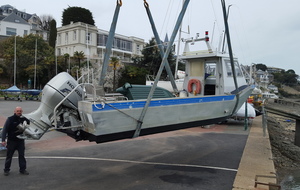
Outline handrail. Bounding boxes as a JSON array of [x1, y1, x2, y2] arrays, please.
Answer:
[[53, 83, 97, 129]]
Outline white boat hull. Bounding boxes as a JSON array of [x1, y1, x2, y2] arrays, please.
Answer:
[[77, 85, 253, 143]]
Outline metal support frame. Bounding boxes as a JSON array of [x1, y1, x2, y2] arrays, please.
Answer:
[[53, 83, 97, 129], [133, 0, 190, 138], [221, 0, 240, 115], [99, 0, 122, 90], [144, 1, 178, 93]]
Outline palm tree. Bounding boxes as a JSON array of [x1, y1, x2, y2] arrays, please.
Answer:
[[109, 57, 120, 91], [63, 53, 70, 72], [73, 51, 85, 68]]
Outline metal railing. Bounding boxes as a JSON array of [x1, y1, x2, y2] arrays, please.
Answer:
[[53, 83, 97, 129]]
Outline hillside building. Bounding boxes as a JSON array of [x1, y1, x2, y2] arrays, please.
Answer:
[[0, 4, 47, 40]]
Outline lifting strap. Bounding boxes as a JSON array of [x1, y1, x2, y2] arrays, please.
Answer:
[[143, 0, 178, 94], [99, 0, 122, 88], [221, 0, 240, 114], [133, 0, 190, 138]]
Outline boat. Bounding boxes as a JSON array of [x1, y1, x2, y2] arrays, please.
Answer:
[[22, 89, 42, 100], [15, 0, 254, 143], [231, 102, 256, 120], [17, 31, 253, 143]]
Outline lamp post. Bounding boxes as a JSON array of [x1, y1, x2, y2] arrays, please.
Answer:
[[14, 35, 16, 86], [86, 24, 90, 83], [34, 38, 37, 89]]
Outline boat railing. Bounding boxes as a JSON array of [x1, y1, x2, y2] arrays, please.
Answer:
[[146, 75, 155, 81], [52, 83, 129, 129], [53, 83, 97, 129], [182, 50, 217, 56], [104, 93, 128, 101]]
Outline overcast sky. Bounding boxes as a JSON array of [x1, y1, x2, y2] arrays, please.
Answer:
[[3, 0, 300, 75]]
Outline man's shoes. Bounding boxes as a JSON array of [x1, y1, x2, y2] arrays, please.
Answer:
[[20, 170, 29, 175], [4, 171, 9, 176]]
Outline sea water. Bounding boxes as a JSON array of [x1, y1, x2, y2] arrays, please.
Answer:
[[281, 170, 300, 189]]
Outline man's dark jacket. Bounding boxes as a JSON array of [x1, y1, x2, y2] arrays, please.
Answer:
[[1, 114, 30, 142]]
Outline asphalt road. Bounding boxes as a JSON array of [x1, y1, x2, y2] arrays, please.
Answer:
[[0, 99, 249, 190]]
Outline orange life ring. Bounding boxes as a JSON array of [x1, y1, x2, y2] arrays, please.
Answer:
[[187, 79, 201, 94]]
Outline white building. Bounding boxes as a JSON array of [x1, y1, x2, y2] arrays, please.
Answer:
[[0, 4, 47, 40], [56, 21, 145, 64], [0, 9, 30, 37], [56, 22, 98, 58]]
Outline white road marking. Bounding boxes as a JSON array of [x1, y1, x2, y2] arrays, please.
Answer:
[[0, 156, 237, 172]]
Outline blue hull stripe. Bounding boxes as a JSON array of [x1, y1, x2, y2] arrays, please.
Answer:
[[92, 95, 235, 112]]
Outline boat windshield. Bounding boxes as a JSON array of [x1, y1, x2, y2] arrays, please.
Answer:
[[225, 60, 243, 77], [205, 62, 216, 77]]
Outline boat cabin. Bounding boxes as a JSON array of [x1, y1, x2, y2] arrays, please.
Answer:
[[180, 34, 247, 97]]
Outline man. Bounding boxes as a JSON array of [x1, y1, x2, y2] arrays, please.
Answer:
[[1, 106, 30, 176]]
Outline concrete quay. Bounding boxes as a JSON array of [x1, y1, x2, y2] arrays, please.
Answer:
[[232, 116, 278, 190]]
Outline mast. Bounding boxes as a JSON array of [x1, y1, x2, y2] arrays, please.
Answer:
[[174, 0, 185, 79]]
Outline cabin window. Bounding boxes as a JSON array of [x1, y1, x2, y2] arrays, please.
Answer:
[[205, 62, 216, 78], [225, 60, 242, 77]]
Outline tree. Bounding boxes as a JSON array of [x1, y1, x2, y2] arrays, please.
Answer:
[[255, 63, 267, 71], [109, 57, 121, 91], [118, 37, 185, 85], [0, 34, 56, 87], [73, 51, 85, 68], [49, 19, 57, 48], [62, 7, 95, 26], [141, 38, 161, 76], [118, 65, 149, 85], [273, 69, 299, 86], [38, 14, 54, 31], [140, 37, 181, 79], [286, 69, 295, 74], [63, 53, 71, 72]]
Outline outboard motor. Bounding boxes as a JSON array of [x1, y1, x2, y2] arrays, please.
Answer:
[[18, 72, 83, 140]]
